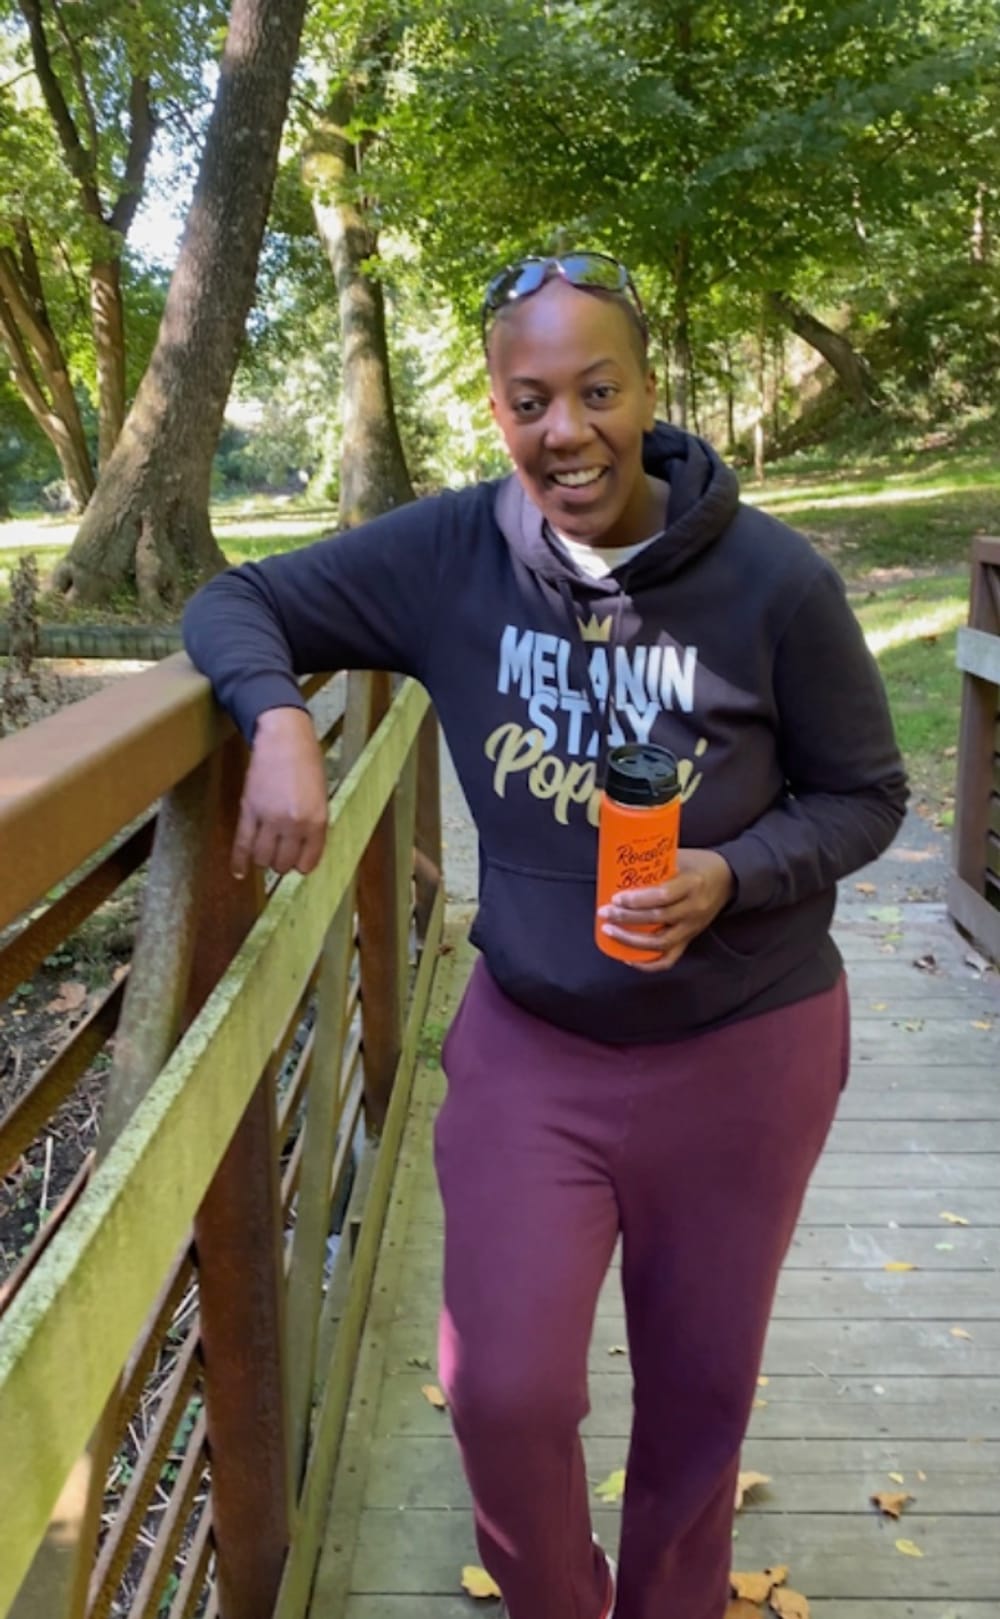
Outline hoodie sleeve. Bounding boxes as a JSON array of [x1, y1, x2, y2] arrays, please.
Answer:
[[713, 563, 908, 912], [182, 495, 448, 741]]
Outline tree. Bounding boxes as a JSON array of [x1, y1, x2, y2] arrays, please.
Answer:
[[52, 0, 311, 607], [0, 0, 221, 505]]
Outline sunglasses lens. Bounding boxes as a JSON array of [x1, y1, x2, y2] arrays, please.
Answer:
[[486, 260, 546, 312], [561, 253, 626, 292]]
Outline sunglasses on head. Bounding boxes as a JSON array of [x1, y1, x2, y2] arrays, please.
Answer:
[[481, 252, 648, 350]]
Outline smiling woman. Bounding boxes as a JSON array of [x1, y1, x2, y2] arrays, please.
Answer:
[[181, 247, 908, 1619]]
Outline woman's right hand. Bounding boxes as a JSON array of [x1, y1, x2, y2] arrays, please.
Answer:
[[232, 707, 329, 878]]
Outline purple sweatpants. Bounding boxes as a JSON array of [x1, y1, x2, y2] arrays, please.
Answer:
[[434, 958, 850, 1619]]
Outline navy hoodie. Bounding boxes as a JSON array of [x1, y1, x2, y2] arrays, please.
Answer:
[[183, 424, 907, 1043]]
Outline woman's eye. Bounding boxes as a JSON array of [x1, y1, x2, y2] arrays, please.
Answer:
[[511, 397, 544, 417], [588, 384, 618, 403]]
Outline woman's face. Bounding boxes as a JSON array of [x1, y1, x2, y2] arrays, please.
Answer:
[[488, 278, 658, 548]]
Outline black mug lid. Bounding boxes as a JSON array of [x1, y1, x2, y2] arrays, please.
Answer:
[[605, 743, 679, 807]]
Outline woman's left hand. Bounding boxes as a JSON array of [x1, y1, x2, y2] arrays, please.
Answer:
[[598, 848, 736, 973]]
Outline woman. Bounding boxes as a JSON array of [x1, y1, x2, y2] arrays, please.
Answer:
[[183, 253, 907, 1619]]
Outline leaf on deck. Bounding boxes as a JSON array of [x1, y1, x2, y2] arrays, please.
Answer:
[[735, 1471, 772, 1510], [593, 1467, 626, 1503], [731, 1567, 789, 1603], [884, 1261, 918, 1272], [421, 1383, 447, 1409], [461, 1565, 501, 1599], [871, 1491, 915, 1519], [894, 1538, 924, 1558], [769, 1590, 811, 1619]]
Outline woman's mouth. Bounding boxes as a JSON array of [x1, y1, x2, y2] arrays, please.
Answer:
[[549, 467, 609, 493]]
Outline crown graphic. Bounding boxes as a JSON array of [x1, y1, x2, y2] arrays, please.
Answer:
[[576, 613, 613, 643]]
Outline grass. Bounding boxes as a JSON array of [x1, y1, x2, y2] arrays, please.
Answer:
[[3, 446, 996, 817]]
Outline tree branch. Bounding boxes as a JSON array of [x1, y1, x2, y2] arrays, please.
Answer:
[[110, 75, 156, 237], [0, 254, 55, 420], [49, 0, 99, 159], [17, 0, 104, 222]]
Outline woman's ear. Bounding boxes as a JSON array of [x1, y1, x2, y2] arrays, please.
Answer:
[[644, 368, 657, 430]]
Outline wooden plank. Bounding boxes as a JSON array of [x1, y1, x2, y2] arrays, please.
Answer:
[[0, 682, 429, 1614], [359, 1433, 999, 1513], [827, 1121, 1000, 1152], [807, 1154, 1000, 1188], [956, 625, 1000, 684], [834, 1090, 1000, 1121], [851, 1022, 999, 1065], [348, 1507, 998, 1599], [374, 1370, 1000, 1441], [384, 1315, 1000, 1378]]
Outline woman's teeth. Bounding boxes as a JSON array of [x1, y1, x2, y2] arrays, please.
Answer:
[[552, 468, 605, 488]]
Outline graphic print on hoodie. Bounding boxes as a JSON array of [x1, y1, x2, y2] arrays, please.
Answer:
[[183, 423, 907, 1043]]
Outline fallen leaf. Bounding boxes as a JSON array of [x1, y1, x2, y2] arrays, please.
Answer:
[[854, 881, 877, 895], [724, 1603, 763, 1619], [894, 1539, 924, 1558], [884, 1261, 918, 1272], [735, 1471, 772, 1510], [593, 1467, 626, 1503], [45, 981, 87, 1014], [871, 1491, 915, 1519], [868, 905, 901, 923], [971, 1020, 993, 1031], [949, 1327, 973, 1341], [769, 1590, 811, 1619], [757, 1375, 770, 1387], [883, 931, 903, 945], [753, 1398, 768, 1410], [421, 1383, 447, 1409], [608, 1344, 628, 1356], [901, 1019, 924, 1033], [731, 1568, 789, 1604], [943, 745, 957, 758], [940, 1212, 970, 1226], [912, 953, 938, 973], [917, 1470, 927, 1482], [461, 1565, 501, 1599], [935, 1242, 954, 1251], [888, 1472, 905, 1485], [407, 1355, 432, 1369], [870, 1002, 888, 1012]]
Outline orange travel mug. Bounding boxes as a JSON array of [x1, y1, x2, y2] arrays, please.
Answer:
[[595, 744, 681, 964]]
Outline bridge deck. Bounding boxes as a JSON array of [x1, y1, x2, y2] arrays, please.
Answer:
[[308, 887, 1000, 1619]]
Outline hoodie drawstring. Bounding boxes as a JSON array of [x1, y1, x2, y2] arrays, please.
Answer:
[[556, 575, 628, 786]]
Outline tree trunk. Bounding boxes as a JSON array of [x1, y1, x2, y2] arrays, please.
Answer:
[[754, 317, 766, 483], [671, 232, 692, 431], [658, 320, 673, 421], [303, 99, 414, 529], [0, 243, 95, 510], [722, 341, 736, 452], [52, 0, 309, 608], [90, 259, 126, 467], [767, 291, 877, 412]]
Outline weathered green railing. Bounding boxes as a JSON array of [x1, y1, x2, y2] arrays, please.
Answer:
[[0, 655, 443, 1619], [949, 535, 1000, 961]]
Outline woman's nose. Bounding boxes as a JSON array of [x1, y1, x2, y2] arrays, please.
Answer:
[[543, 396, 593, 447]]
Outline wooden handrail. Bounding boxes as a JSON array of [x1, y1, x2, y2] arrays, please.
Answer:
[[0, 657, 444, 1619], [948, 536, 1000, 962]]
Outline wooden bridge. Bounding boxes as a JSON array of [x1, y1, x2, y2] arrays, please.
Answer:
[[1, 542, 998, 1619]]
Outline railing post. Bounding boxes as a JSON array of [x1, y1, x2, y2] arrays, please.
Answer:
[[189, 734, 292, 1619], [354, 672, 403, 1135], [414, 710, 442, 946]]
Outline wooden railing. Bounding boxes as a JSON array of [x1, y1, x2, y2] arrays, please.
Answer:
[[0, 657, 443, 1619], [949, 535, 1000, 962]]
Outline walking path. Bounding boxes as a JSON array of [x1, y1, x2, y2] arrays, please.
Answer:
[[305, 836, 1000, 1618]]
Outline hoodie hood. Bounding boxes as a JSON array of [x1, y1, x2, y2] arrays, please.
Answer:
[[494, 421, 741, 595]]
